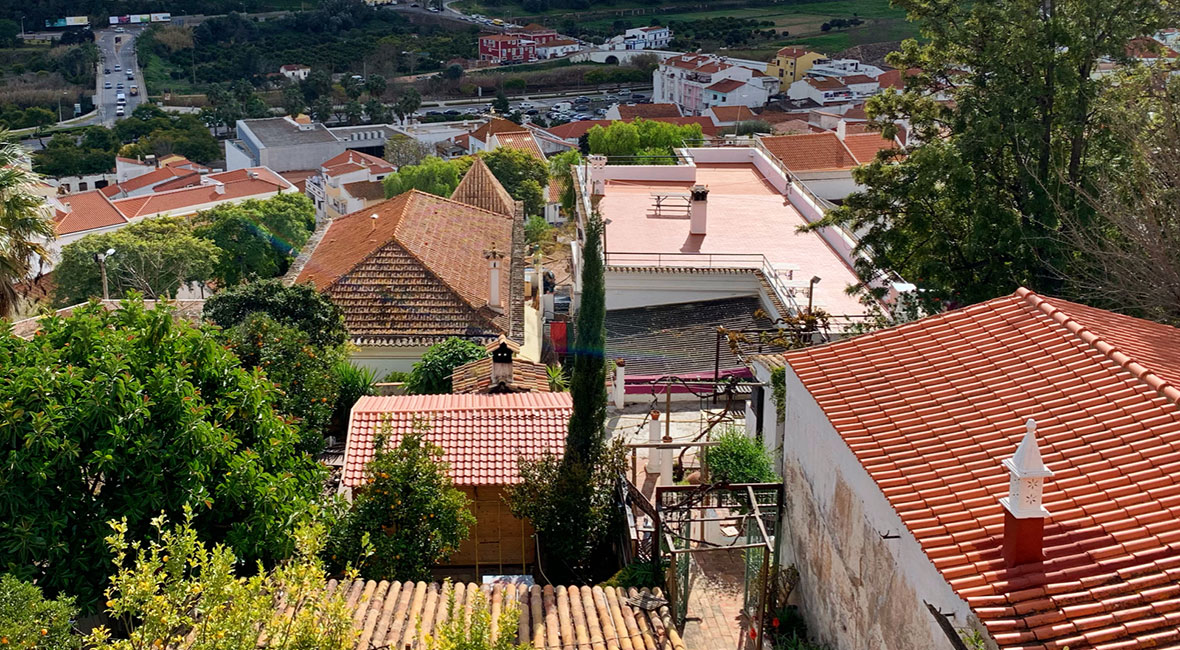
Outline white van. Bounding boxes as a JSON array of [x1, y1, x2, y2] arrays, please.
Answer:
[[551, 101, 573, 113], [116, 92, 126, 102]]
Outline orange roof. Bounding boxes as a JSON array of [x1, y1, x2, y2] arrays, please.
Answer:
[[875, 68, 919, 90], [542, 119, 611, 140], [842, 132, 901, 164], [779, 288, 1180, 650], [450, 355, 550, 394], [616, 103, 682, 120], [708, 105, 756, 123], [55, 190, 128, 235], [112, 168, 292, 219], [759, 132, 857, 171], [491, 130, 546, 160], [842, 74, 876, 85], [343, 392, 571, 487], [278, 169, 319, 192], [705, 79, 745, 93], [342, 180, 386, 201], [774, 119, 820, 134], [470, 117, 523, 144], [321, 150, 394, 177], [776, 46, 820, 59], [450, 157, 517, 216], [115, 165, 197, 194], [806, 77, 846, 91]]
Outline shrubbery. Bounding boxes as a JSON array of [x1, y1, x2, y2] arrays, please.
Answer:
[[705, 427, 779, 484]]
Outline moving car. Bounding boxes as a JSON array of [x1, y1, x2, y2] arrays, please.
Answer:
[[116, 92, 126, 101], [104, 68, 110, 74], [116, 83, 124, 89], [104, 81, 112, 89], [127, 72, 134, 80], [116, 106, 125, 116], [130, 85, 139, 96]]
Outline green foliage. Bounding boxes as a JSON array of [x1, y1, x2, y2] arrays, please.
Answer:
[[332, 361, 377, 440], [525, 215, 552, 246], [0, 298, 327, 611], [600, 559, 666, 589], [53, 217, 220, 306], [807, 0, 1170, 311], [383, 156, 471, 198], [405, 337, 487, 394], [118, 113, 221, 164], [0, 135, 55, 317], [427, 582, 527, 650], [194, 194, 315, 287], [770, 366, 785, 422], [768, 604, 809, 649], [545, 365, 568, 392], [587, 119, 703, 161], [492, 89, 510, 114], [705, 427, 778, 484], [0, 575, 77, 650], [327, 425, 475, 581], [480, 147, 550, 217], [227, 313, 342, 454], [566, 213, 607, 465], [734, 120, 774, 136], [383, 370, 410, 383], [87, 508, 357, 650], [548, 150, 582, 216], [203, 279, 347, 349]]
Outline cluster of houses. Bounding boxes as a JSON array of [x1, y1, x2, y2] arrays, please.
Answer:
[[478, 23, 581, 64]]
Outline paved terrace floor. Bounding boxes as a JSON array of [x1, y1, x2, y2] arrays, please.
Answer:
[[598, 163, 865, 317]]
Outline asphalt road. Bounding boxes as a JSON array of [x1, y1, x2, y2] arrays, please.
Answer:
[[94, 27, 147, 126]]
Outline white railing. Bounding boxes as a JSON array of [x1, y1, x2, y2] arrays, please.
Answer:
[[604, 251, 804, 313]]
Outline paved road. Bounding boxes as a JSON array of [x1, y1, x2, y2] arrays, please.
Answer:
[[94, 27, 148, 126]]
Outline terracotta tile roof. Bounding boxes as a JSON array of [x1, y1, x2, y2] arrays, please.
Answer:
[[543, 120, 612, 140], [471, 117, 523, 144], [876, 68, 919, 90], [616, 103, 682, 120], [758, 110, 811, 125], [543, 38, 579, 46], [842, 105, 869, 120], [705, 79, 745, 93], [332, 580, 684, 650], [296, 190, 516, 346], [322, 150, 394, 177], [151, 173, 205, 193], [111, 168, 292, 219], [342, 180, 386, 201], [774, 119, 820, 134], [450, 157, 517, 216], [842, 132, 902, 164], [491, 131, 546, 160], [519, 22, 553, 33], [806, 77, 846, 91], [115, 166, 197, 194], [343, 392, 571, 487], [759, 132, 857, 171], [707, 105, 756, 123], [99, 184, 120, 197], [55, 190, 128, 235], [776, 46, 819, 59], [450, 355, 550, 394], [278, 169, 319, 192], [780, 288, 1180, 650]]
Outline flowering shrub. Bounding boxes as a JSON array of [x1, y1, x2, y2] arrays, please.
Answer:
[[0, 575, 76, 650]]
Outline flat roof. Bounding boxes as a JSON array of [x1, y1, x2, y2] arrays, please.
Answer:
[[598, 162, 865, 316]]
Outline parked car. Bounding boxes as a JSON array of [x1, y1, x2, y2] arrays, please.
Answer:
[[632, 93, 648, 100], [114, 27, 125, 33], [104, 81, 112, 89], [525, 109, 539, 115], [104, 68, 110, 74], [116, 107, 125, 116], [425, 110, 443, 115], [518, 101, 536, 109], [618, 88, 632, 96], [444, 109, 460, 116]]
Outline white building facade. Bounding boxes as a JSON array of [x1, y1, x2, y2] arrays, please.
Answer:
[[653, 54, 779, 115]]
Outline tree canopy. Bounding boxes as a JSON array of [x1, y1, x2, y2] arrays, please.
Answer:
[[193, 194, 315, 287], [404, 337, 487, 394], [203, 279, 347, 349], [479, 147, 549, 217], [0, 299, 327, 611], [0, 136, 55, 317], [383, 156, 471, 198], [586, 119, 703, 162]]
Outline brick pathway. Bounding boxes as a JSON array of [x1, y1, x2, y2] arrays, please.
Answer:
[[681, 552, 758, 650]]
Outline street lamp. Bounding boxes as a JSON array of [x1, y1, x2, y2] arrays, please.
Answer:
[[94, 248, 115, 300], [807, 275, 821, 314], [602, 218, 612, 257]]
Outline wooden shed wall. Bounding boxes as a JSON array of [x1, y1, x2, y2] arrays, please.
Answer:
[[446, 485, 535, 574]]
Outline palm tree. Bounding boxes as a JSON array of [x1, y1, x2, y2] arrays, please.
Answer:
[[0, 132, 55, 318]]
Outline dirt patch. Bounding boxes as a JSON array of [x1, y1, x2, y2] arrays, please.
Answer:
[[834, 41, 903, 68]]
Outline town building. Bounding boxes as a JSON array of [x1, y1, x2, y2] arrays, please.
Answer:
[[786, 77, 855, 106], [758, 127, 902, 199], [766, 47, 826, 84], [806, 57, 885, 79], [536, 38, 580, 59], [653, 53, 779, 115], [604, 25, 672, 51], [305, 150, 394, 222], [288, 159, 539, 375], [342, 392, 571, 575], [747, 289, 1180, 649], [226, 116, 396, 173], [478, 33, 537, 64], [278, 64, 310, 81], [703, 105, 757, 128], [450, 336, 551, 394], [603, 103, 682, 121]]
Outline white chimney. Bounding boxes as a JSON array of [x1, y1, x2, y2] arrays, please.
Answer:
[[484, 247, 504, 313], [689, 185, 709, 235], [214, 182, 226, 195], [836, 119, 848, 141], [588, 155, 608, 195], [613, 358, 625, 408], [647, 411, 663, 472], [999, 418, 1054, 567]]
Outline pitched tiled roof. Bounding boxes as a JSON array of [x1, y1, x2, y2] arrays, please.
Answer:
[[332, 580, 685, 650], [776, 46, 819, 59], [322, 150, 394, 177], [780, 288, 1180, 650], [296, 190, 516, 346], [450, 157, 517, 216], [841, 74, 876, 85], [450, 355, 550, 394], [616, 103, 682, 120], [342, 180, 386, 201], [55, 190, 128, 235], [343, 392, 572, 487], [111, 168, 292, 219], [759, 132, 857, 171], [774, 119, 820, 134], [471, 117, 524, 145], [708, 105, 756, 123], [806, 77, 846, 91], [842, 132, 902, 164], [705, 79, 745, 93], [115, 165, 197, 194], [491, 131, 546, 160]]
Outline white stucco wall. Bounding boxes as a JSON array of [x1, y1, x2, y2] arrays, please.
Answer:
[[778, 362, 977, 649], [604, 269, 768, 310], [349, 345, 430, 378]]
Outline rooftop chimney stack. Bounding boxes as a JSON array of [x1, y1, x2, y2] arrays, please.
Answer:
[[490, 340, 514, 389], [999, 418, 1054, 567], [689, 185, 709, 235], [484, 246, 505, 313], [214, 182, 226, 195]]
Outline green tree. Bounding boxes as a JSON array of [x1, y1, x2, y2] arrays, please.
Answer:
[[549, 149, 582, 216], [53, 218, 219, 306], [804, 0, 1169, 311], [326, 425, 475, 581], [394, 88, 422, 123], [383, 156, 470, 198], [479, 147, 549, 216], [344, 99, 364, 125], [429, 586, 527, 650], [383, 134, 433, 167], [0, 575, 77, 650], [365, 98, 390, 124], [0, 135, 55, 317], [282, 84, 307, 117], [492, 89, 510, 114], [311, 97, 335, 124], [87, 509, 356, 650], [194, 195, 313, 287], [342, 75, 365, 100], [228, 313, 341, 454], [24, 107, 56, 132], [0, 299, 327, 611], [566, 213, 607, 464], [0, 19, 19, 47], [404, 337, 487, 394], [366, 74, 387, 99], [586, 119, 702, 161], [524, 214, 551, 246], [704, 427, 778, 483], [203, 279, 347, 349], [302, 69, 333, 102]]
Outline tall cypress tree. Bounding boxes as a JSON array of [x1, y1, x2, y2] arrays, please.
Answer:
[[565, 213, 607, 466]]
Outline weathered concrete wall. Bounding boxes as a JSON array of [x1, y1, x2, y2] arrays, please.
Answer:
[[778, 362, 975, 650]]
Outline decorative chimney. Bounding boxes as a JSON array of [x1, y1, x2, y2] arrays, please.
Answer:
[[999, 418, 1053, 567], [689, 185, 709, 235], [490, 340, 514, 389], [484, 246, 504, 313], [588, 155, 608, 195]]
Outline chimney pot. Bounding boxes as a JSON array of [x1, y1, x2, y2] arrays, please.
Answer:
[[484, 246, 505, 313], [999, 418, 1053, 567], [690, 184, 709, 235]]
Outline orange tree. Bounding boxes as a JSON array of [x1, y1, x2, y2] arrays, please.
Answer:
[[0, 298, 327, 612]]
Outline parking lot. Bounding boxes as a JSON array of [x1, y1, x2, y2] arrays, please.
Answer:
[[418, 88, 655, 123]]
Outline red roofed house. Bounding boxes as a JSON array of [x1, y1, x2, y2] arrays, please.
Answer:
[[604, 102, 682, 121], [704, 104, 757, 127], [747, 289, 1180, 649], [342, 392, 572, 574], [305, 149, 395, 221], [654, 53, 779, 115], [759, 129, 902, 200], [479, 33, 537, 64]]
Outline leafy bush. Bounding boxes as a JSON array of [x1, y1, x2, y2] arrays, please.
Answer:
[[203, 279, 347, 348], [525, 214, 552, 245], [87, 508, 356, 650], [326, 425, 475, 581], [600, 559, 667, 589], [0, 575, 77, 650], [705, 427, 778, 484], [332, 361, 377, 440], [428, 583, 527, 650], [383, 370, 410, 383], [194, 194, 316, 287], [0, 298, 326, 611], [405, 337, 486, 394]]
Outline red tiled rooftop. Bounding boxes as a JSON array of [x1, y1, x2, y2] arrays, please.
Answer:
[[321, 150, 394, 177], [708, 105, 756, 123], [115, 165, 197, 194], [842, 132, 902, 164], [342, 392, 572, 487], [759, 132, 857, 171], [491, 131, 546, 160], [597, 162, 864, 316], [616, 103, 682, 120], [470, 117, 524, 144], [841, 74, 877, 85], [781, 288, 1180, 650], [705, 79, 745, 93], [112, 168, 291, 218], [776, 46, 820, 59], [806, 77, 847, 91], [55, 190, 127, 235]]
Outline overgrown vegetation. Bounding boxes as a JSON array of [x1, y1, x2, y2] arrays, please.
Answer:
[[705, 427, 778, 484], [587, 119, 704, 163], [428, 583, 528, 650], [405, 337, 487, 394], [0, 40, 97, 128], [0, 575, 77, 650]]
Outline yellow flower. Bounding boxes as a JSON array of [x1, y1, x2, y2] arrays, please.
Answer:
[[106, 600, 115, 608], [162, 555, 169, 562]]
